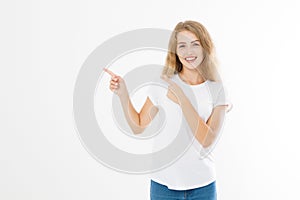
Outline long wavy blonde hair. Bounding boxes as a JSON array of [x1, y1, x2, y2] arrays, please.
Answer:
[[162, 21, 221, 82]]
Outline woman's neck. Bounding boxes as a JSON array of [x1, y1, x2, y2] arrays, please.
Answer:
[[179, 69, 205, 85]]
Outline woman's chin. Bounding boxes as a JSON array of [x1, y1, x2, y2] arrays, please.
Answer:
[[183, 62, 200, 70]]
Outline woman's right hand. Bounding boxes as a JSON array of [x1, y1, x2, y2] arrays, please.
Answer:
[[103, 68, 128, 97]]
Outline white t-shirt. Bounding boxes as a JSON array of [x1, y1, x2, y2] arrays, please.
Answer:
[[144, 73, 231, 190]]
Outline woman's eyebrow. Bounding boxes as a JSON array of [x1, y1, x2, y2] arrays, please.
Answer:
[[191, 40, 200, 43], [177, 40, 200, 44]]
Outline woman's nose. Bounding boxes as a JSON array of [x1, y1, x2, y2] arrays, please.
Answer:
[[186, 46, 194, 55]]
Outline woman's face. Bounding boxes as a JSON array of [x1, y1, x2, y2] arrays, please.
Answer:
[[176, 31, 204, 70]]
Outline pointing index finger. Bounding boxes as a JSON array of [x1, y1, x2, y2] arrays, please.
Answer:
[[103, 68, 117, 77]]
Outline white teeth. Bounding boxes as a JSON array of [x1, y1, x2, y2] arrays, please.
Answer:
[[185, 57, 197, 61]]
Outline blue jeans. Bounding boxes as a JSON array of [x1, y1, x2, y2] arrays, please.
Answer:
[[150, 180, 217, 200]]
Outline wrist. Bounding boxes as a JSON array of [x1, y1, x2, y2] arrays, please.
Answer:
[[118, 89, 129, 101]]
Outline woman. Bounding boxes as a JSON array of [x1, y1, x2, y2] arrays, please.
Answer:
[[104, 20, 231, 200]]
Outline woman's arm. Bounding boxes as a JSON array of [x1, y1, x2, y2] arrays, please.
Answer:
[[162, 75, 226, 148], [119, 93, 158, 135], [180, 95, 226, 148], [104, 68, 158, 135]]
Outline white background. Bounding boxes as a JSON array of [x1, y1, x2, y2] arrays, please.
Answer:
[[1, 0, 300, 199]]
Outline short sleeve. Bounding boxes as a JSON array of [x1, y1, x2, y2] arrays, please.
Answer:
[[130, 87, 148, 113], [213, 84, 233, 112], [130, 84, 161, 113], [145, 84, 162, 106]]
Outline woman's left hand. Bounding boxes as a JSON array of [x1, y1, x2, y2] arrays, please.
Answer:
[[161, 75, 186, 105]]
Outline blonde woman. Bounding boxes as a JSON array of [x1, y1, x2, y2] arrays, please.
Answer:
[[104, 20, 231, 200]]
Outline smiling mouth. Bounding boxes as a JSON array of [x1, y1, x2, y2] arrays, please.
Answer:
[[185, 56, 197, 63]]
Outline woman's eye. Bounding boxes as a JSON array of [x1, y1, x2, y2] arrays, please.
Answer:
[[178, 44, 185, 48], [193, 43, 200, 46]]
